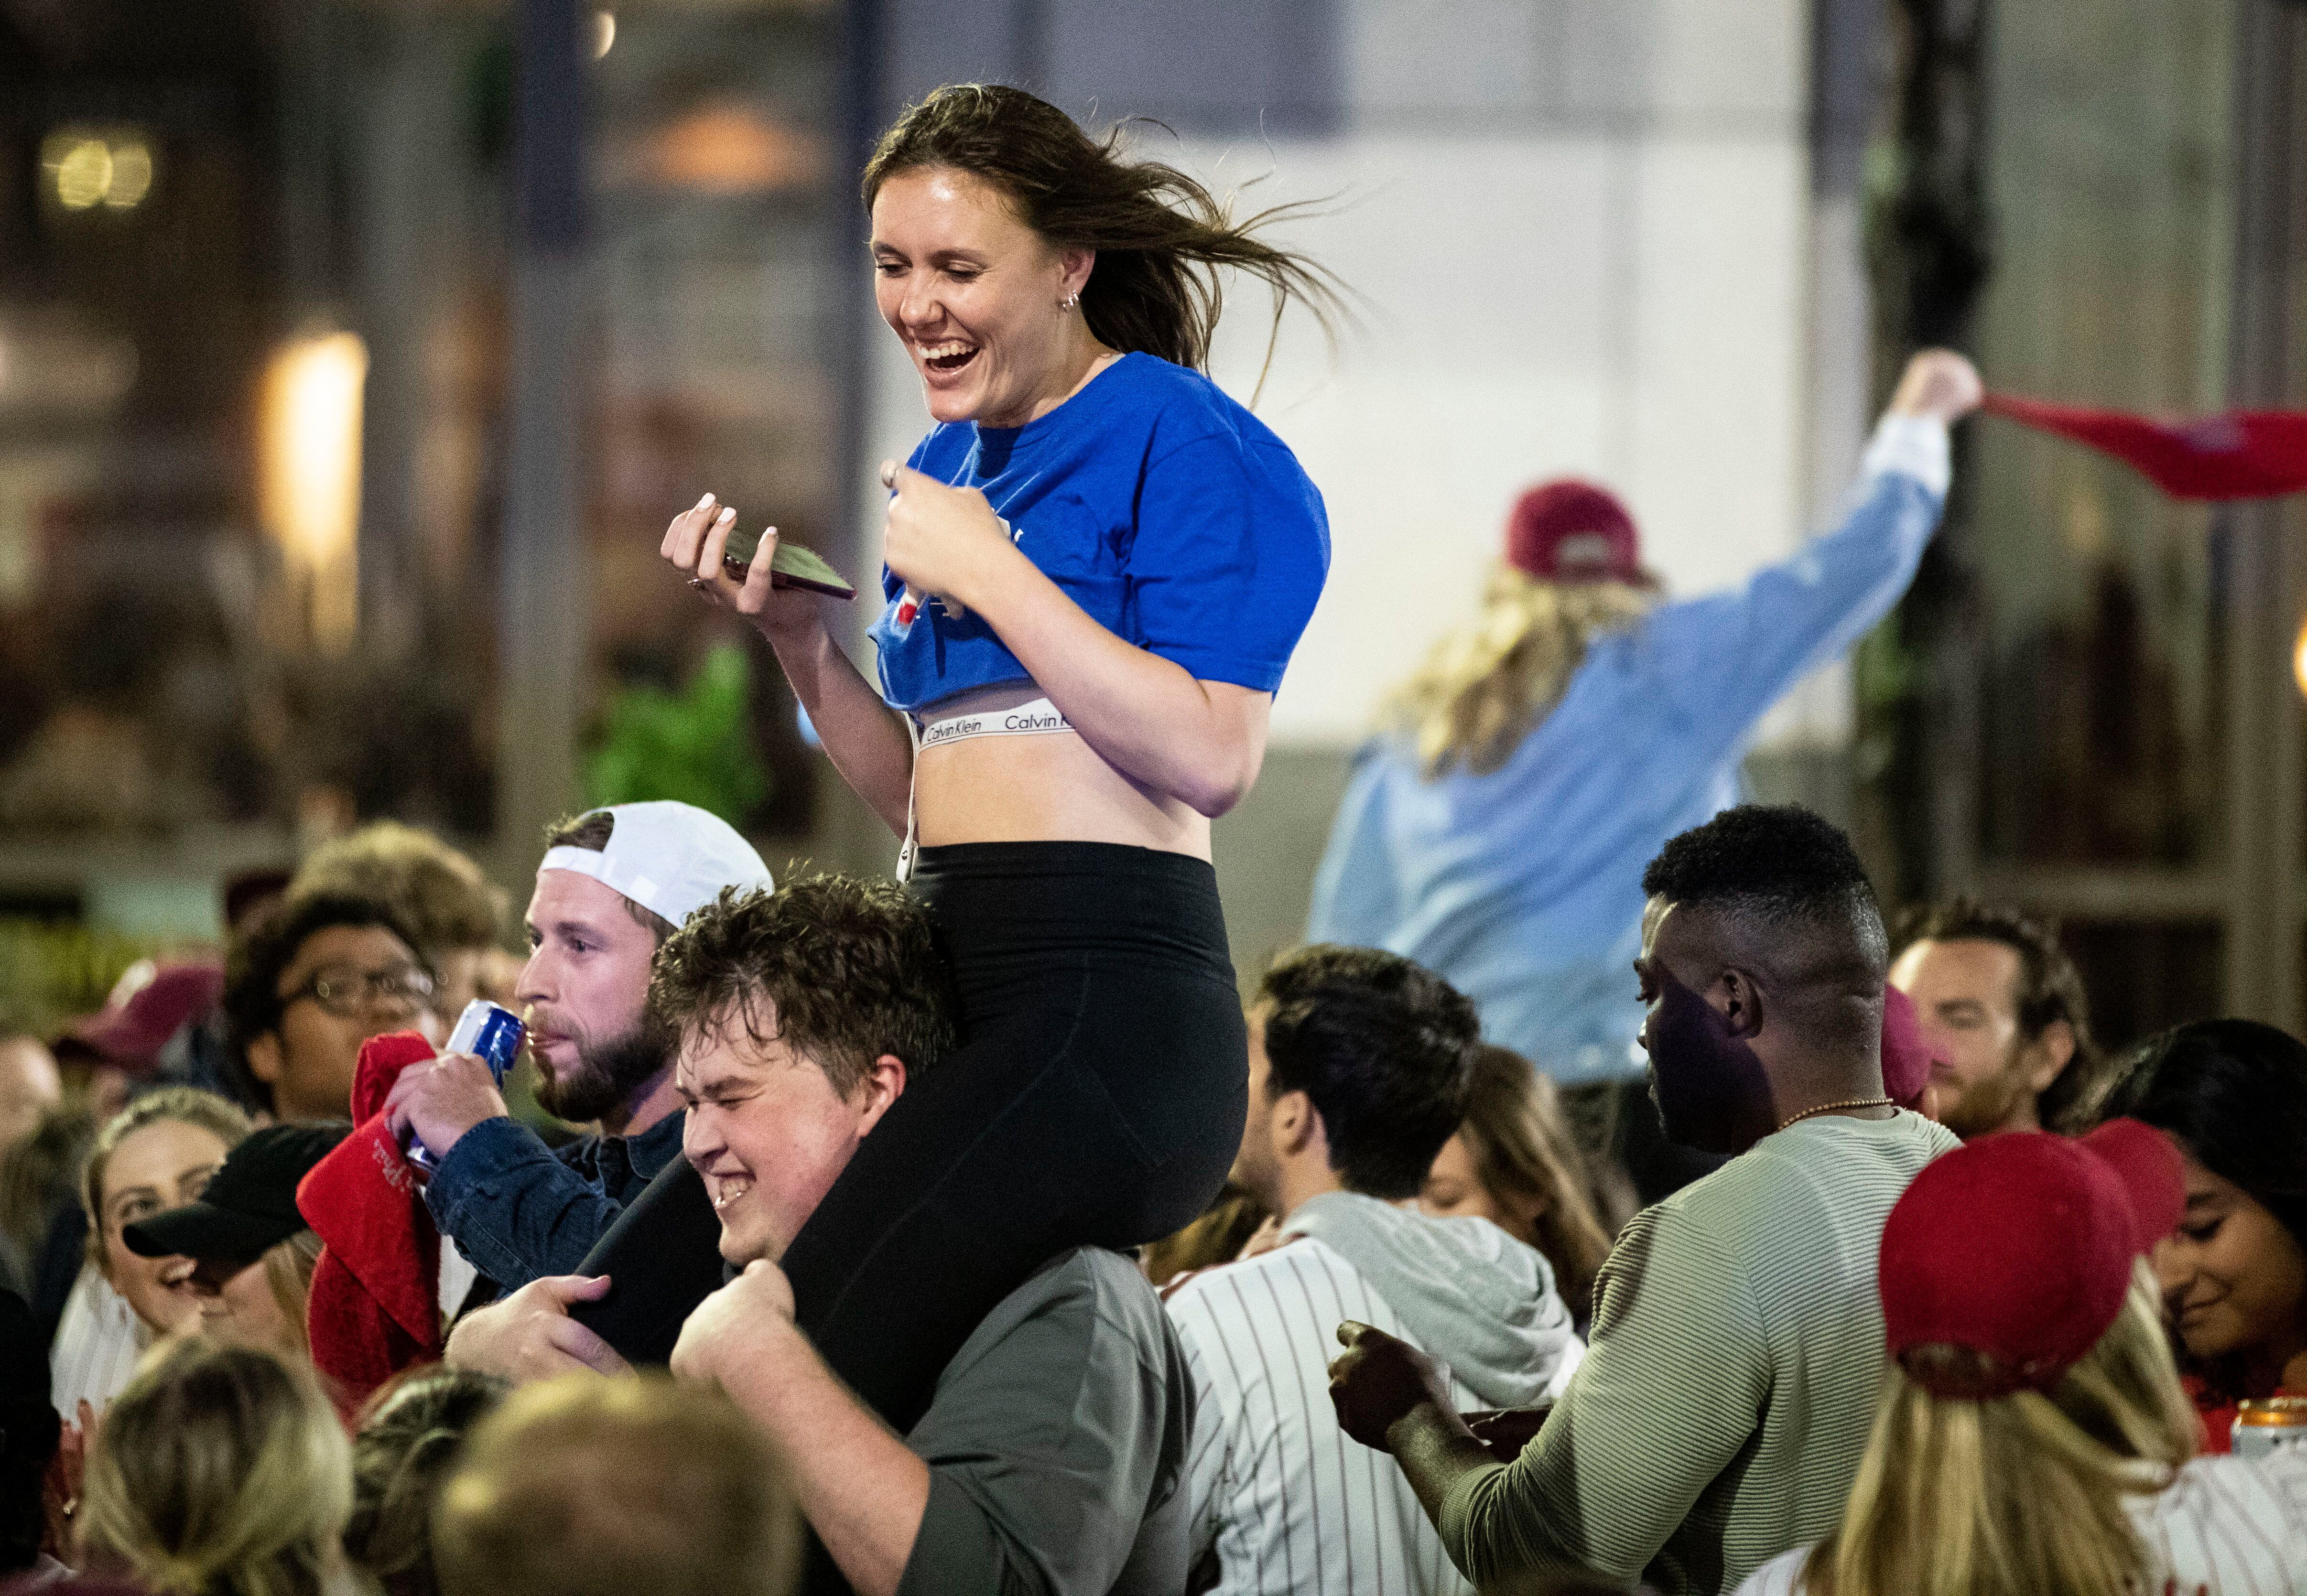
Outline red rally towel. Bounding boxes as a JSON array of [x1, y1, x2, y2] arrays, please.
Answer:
[[296, 1031, 443, 1405], [1984, 392, 2307, 500]]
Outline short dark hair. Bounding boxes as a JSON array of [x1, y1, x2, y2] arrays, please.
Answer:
[[1257, 945, 1479, 1201], [1892, 897, 2104, 1131], [1641, 805, 1887, 1059], [647, 876, 958, 1098], [1642, 804, 1884, 948], [2096, 1018, 2307, 1250], [222, 892, 429, 1113], [543, 811, 677, 946]]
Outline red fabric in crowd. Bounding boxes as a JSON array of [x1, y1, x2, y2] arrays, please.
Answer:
[[1879, 983, 1932, 1109], [1504, 479, 1644, 583], [2183, 1371, 2305, 1455], [296, 1031, 443, 1405], [1880, 1123, 2184, 1395], [1983, 393, 2307, 501]]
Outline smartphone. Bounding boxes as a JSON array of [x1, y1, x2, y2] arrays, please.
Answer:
[[721, 528, 856, 600]]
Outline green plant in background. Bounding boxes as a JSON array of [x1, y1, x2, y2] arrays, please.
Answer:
[[0, 920, 164, 1038], [583, 643, 772, 825]]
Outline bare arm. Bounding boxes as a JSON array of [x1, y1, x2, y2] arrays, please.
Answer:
[[882, 465, 1270, 818], [662, 496, 916, 836], [1388, 1402, 1504, 1526], [672, 1262, 929, 1596]]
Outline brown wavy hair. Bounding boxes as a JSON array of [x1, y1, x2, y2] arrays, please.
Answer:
[[646, 875, 959, 1099], [862, 83, 1347, 382], [1450, 1045, 1614, 1323]]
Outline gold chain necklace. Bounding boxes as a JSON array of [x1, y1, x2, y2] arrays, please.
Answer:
[[1777, 1096, 1895, 1132]]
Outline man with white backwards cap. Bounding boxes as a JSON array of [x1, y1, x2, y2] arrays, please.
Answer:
[[385, 802, 773, 1291]]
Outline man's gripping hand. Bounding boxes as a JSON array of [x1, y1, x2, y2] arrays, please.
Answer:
[[445, 1274, 630, 1383], [383, 1049, 512, 1165], [669, 1257, 799, 1388], [1329, 1320, 1457, 1454]]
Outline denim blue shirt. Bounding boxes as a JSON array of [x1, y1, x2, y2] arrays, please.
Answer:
[[1307, 421, 1949, 1085], [424, 1110, 688, 1289]]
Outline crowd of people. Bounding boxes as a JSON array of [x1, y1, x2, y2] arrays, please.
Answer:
[[3, 76, 2306, 1596]]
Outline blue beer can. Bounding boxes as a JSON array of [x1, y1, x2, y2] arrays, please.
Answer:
[[407, 1000, 526, 1174], [446, 999, 526, 1085]]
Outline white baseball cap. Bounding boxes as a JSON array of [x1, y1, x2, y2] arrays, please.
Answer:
[[539, 802, 773, 928]]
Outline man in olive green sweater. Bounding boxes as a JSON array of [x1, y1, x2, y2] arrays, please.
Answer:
[[1329, 805, 1958, 1595]]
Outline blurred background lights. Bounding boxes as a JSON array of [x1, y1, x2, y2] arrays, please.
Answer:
[[593, 10, 616, 58], [104, 140, 152, 207], [259, 331, 369, 654], [2294, 615, 2307, 701], [40, 129, 156, 211]]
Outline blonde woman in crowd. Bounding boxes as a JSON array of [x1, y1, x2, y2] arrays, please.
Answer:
[[51, 1087, 250, 1418], [76, 1337, 361, 1596], [1419, 1044, 1618, 1326], [120, 1123, 347, 1366], [1737, 1122, 2307, 1596], [1310, 352, 1982, 1202]]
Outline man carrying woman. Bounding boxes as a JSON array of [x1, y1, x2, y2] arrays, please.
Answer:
[[638, 81, 1339, 1432]]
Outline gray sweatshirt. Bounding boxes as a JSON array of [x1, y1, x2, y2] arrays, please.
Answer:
[[1286, 1190, 1581, 1408]]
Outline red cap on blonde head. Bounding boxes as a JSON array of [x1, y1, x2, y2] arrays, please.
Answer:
[[1879, 1122, 2185, 1398], [1504, 480, 1643, 584]]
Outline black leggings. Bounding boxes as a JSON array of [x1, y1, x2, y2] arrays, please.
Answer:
[[777, 840, 1247, 1432]]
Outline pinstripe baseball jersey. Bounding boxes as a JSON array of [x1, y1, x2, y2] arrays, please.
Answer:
[[1440, 1110, 1959, 1595], [1166, 1202, 1583, 1596], [1735, 1448, 2307, 1594]]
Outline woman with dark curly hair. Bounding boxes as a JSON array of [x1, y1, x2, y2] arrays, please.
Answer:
[[2095, 1017, 2307, 1449]]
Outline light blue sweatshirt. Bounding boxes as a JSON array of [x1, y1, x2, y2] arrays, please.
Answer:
[[1306, 416, 1950, 1085]]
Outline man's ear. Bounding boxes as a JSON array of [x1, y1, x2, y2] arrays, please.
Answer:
[[1716, 969, 1766, 1041], [2026, 1020, 2077, 1092], [245, 1031, 282, 1087], [1270, 1087, 1321, 1160], [852, 1053, 909, 1137]]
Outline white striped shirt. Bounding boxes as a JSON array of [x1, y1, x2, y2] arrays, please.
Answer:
[[48, 1262, 150, 1419], [1736, 1448, 2307, 1595], [1166, 1234, 1580, 1596]]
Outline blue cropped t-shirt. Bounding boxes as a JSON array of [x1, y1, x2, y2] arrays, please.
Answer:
[[868, 352, 1331, 715]]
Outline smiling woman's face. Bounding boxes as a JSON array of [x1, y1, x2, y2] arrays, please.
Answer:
[[98, 1119, 230, 1336], [870, 166, 1092, 430], [2154, 1149, 2307, 1378]]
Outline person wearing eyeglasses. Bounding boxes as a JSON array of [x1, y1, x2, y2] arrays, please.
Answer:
[[219, 892, 443, 1122]]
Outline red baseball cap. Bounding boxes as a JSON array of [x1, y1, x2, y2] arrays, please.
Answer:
[[1504, 480, 1644, 584], [1880, 983, 1932, 1107], [1879, 1121, 2184, 1397], [61, 960, 224, 1076]]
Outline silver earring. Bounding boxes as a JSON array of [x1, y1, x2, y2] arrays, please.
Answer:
[[1060, 291, 1080, 312]]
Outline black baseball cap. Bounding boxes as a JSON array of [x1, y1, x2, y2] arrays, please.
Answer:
[[123, 1122, 349, 1262]]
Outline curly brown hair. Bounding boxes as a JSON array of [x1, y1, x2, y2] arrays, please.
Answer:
[[294, 821, 507, 957], [646, 876, 958, 1098]]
